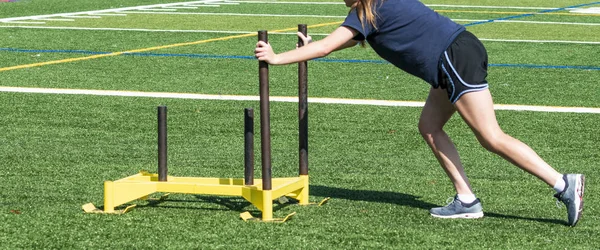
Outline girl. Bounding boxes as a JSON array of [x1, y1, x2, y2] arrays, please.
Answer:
[[254, 0, 584, 226]]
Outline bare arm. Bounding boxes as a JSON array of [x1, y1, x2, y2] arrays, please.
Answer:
[[255, 26, 359, 65], [334, 38, 360, 52]]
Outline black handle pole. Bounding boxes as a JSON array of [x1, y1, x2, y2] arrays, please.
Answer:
[[244, 108, 255, 185], [297, 24, 309, 176], [258, 30, 272, 191], [157, 106, 168, 182]]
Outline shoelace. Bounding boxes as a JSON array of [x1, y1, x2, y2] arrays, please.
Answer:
[[556, 199, 563, 209], [445, 197, 456, 206]]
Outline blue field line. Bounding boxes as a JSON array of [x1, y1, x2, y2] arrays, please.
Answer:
[[2, 47, 600, 71], [464, 1, 600, 26]]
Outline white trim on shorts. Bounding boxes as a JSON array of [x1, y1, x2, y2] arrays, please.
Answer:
[[442, 51, 489, 103]]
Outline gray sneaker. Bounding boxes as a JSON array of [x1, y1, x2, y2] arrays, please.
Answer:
[[430, 196, 484, 219], [554, 174, 585, 226]]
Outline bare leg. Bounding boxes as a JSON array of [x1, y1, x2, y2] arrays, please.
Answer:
[[453, 89, 562, 186], [418, 88, 473, 194]]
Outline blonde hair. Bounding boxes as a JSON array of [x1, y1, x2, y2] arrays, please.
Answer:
[[354, 0, 378, 30], [351, 0, 379, 46]]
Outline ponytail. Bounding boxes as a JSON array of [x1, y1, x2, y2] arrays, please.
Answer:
[[351, 0, 379, 47], [355, 0, 378, 30]]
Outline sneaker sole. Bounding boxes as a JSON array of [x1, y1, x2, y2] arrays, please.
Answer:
[[573, 175, 585, 226], [430, 212, 484, 219]]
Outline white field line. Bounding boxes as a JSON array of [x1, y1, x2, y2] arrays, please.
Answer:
[[0, 86, 598, 114], [426, 4, 557, 10], [33, 18, 75, 22], [231, 1, 559, 10], [1, 21, 46, 24], [93, 13, 128, 16], [0, 25, 255, 33], [119, 11, 347, 18], [167, 6, 199, 9], [0, 0, 585, 23], [11, 10, 594, 27], [139, 8, 178, 11], [479, 38, 600, 44], [570, 7, 600, 13], [192, 1, 239, 4], [0, 0, 225, 22], [2, 1, 598, 25], [232, 1, 344, 5], [65, 15, 102, 19], [454, 19, 488, 22], [1, 25, 598, 45], [453, 18, 600, 26], [183, 5, 221, 7], [494, 20, 600, 26], [85, 11, 600, 27]]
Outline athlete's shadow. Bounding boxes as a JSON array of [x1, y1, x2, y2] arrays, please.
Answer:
[[310, 185, 437, 210], [483, 212, 566, 226], [310, 185, 566, 226]]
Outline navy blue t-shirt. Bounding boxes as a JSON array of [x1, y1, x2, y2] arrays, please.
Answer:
[[341, 0, 465, 87]]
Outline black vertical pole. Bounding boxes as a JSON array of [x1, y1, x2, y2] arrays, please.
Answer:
[[297, 24, 309, 176], [157, 106, 168, 182], [244, 108, 255, 185], [258, 30, 272, 191]]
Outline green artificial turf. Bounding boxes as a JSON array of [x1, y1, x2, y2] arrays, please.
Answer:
[[1, 0, 599, 249]]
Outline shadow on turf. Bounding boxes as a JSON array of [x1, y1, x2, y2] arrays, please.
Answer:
[[100, 187, 567, 225], [483, 212, 566, 226], [107, 195, 295, 217], [310, 185, 567, 226], [310, 185, 437, 210]]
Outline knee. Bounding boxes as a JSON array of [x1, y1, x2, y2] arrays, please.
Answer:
[[477, 131, 508, 153], [418, 120, 442, 142]]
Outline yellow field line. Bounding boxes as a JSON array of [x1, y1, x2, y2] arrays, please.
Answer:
[[0, 21, 343, 73]]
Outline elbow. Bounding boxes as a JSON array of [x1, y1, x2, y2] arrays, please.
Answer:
[[316, 46, 331, 58], [319, 51, 331, 58], [315, 43, 334, 58]]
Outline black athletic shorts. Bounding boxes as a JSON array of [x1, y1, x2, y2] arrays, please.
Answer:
[[437, 30, 489, 103]]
